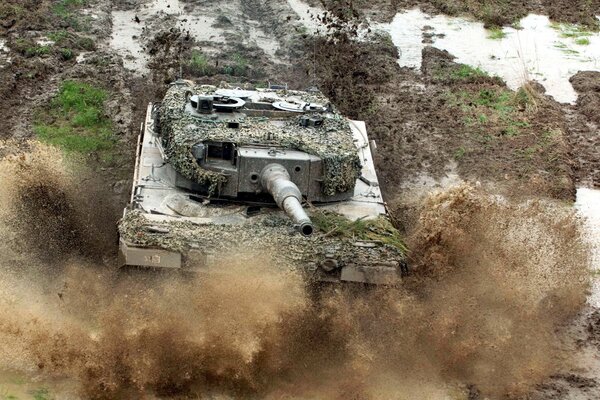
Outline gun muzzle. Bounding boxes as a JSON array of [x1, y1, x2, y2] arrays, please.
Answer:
[[260, 163, 314, 236]]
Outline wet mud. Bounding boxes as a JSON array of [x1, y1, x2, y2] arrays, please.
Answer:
[[0, 0, 599, 399], [345, 0, 600, 28], [0, 149, 592, 399], [564, 72, 600, 188]]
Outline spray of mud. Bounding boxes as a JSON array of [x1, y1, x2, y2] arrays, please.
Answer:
[[0, 142, 591, 399], [0, 141, 118, 266]]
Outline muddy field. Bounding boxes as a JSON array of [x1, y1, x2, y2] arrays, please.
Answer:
[[0, 0, 599, 399]]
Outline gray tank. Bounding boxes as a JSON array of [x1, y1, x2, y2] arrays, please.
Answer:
[[118, 80, 406, 284]]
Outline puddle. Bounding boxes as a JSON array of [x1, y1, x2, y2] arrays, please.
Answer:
[[36, 38, 55, 47], [0, 39, 10, 67], [110, 0, 294, 74], [110, 10, 148, 73], [286, 0, 324, 32], [75, 52, 91, 64], [141, 0, 224, 42], [379, 10, 600, 103], [575, 188, 600, 308], [110, 0, 225, 75]]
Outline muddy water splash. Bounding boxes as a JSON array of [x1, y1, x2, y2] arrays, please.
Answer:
[[0, 144, 591, 399]]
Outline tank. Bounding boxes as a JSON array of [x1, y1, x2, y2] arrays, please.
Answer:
[[118, 80, 407, 284]]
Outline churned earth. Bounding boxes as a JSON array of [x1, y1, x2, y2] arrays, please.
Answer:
[[0, 0, 599, 399]]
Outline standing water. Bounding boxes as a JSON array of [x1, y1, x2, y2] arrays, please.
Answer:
[[379, 10, 600, 103], [110, 0, 226, 75], [576, 188, 600, 308], [286, 0, 324, 32]]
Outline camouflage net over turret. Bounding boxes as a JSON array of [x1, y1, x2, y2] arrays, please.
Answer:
[[158, 83, 362, 196]]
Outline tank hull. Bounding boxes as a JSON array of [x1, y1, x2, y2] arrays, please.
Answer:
[[118, 94, 404, 285]]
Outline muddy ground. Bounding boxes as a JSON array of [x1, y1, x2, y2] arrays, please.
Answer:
[[0, 0, 599, 399], [319, 0, 600, 28]]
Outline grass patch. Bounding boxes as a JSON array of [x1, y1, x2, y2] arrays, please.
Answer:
[[232, 53, 248, 75], [12, 39, 51, 58], [60, 48, 74, 60], [187, 50, 251, 77], [453, 64, 489, 80], [558, 24, 593, 38], [12, 29, 94, 61], [48, 30, 95, 50], [26, 45, 51, 57], [34, 81, 115, 156], [32, 388, 51, 400], [454, 147, 467, 160], [188, 50, 214, 76], [553, 22, 596, 46], [435, 63, 495, 84], [448, 85, 538, 137], [487, 27, 506, 39], [52, 0, 90, 32], [222, 53, 249, 76], [311, 210, 407, 255], [48, 29, 70, 43]]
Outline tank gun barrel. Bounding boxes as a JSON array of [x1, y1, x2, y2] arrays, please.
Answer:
[[260, 164, 314, 236]]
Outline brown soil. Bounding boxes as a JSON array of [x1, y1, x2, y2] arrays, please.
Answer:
[[339, 0, 600, 27], [314, 36, 575, 207], [565, 71, 600, 187], [571, 71, 600, 126], [0, 0, 598, 399], [0, 0, 140, 265], [311, 10, 598, 398]]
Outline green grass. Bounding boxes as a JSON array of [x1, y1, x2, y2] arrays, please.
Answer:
[[188, 50, 213, 76], [552, 22, 596, 46], [31, 388, 50, 400], [60, 48, 74, 60], [454, 147, 467, 160], [231, 53, 248, 76], [52, 0, 90, 32], [188, 51, 250, 77], [436, 64, 491, 83], [48, 30, 95, 51], [12, 39, 52, 58], [453, 65, 489, 79], [75, 36, 95, 50], [487, 27, 506, 39], [311, 211, 407, 255], [575, 37, 590, 45], [448, 86, 537, 137], [25, 45, 51, 57], [53, 0, 86, 17], [222, 53, 249, 76], [559, 25, 593, 38], [48, 30, 70, 43], [34, 81, 115, 155]]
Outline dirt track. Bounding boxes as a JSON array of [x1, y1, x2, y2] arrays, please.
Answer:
[[0, 0, 599, 399]]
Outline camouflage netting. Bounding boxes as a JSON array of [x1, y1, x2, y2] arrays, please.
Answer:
[[119, 211, 404, 271], [158, 83, 362, 196]]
